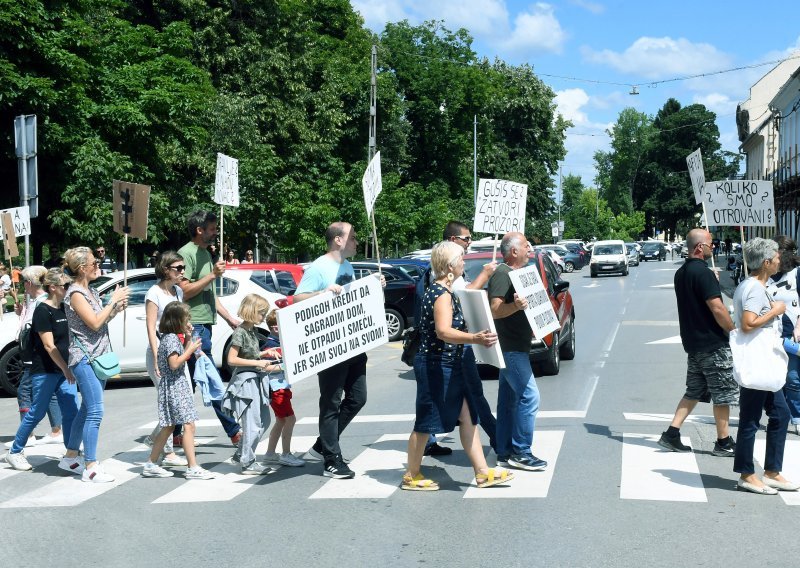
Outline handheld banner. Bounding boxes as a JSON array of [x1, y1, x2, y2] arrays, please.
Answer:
[[0, 207, 31, 240], [362, 151, 382, 217], [1, 212, 18, 259], [277, 276, 388, 382], [686, 149, 705, 205], [453, 289, 505, 369], [473, 178, 527, 235], [112, 180, 151, 240], [702, 180, 775, 227], [214, 153, 239, 206], [507, 263, 560, 340]]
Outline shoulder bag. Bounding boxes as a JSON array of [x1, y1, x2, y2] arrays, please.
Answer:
[[74, 334, 121, 380]]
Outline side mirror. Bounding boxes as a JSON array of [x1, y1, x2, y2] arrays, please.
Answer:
[[554, 280, 570, 294]]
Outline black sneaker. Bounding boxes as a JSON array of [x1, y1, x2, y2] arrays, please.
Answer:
[[508, 454, 547, 471], [712, 436, 736, 457], [424, 443, 452, 457], [657, 432, 691, 453], [323, 455, 355, 479]]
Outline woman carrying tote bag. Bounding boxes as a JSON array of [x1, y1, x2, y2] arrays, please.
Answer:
[[732, 238, 798, 494]]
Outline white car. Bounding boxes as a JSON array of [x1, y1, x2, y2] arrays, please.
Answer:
[[590, 240, 629, 277], [0, 268, 285, 395]]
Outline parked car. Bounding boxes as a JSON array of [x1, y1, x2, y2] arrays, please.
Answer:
[[350, 262, 416, 342], [534, 247, 566, 276], [225, 262, 304, 295], [381, 258, 429, 281], [590, 240, 629, 277], [558, 241, 591, 263], [402, 249, 432, 261], [462, 251, 576, 376], [538, 244, 585, 273], [639, 242, 667, 262], [625, 243, 640, 266], [0, 268, 286, 396]]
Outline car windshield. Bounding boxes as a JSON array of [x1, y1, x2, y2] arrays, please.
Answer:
[[594, 245, 623, 255], [89, 276, 112, 290], [642, 243, 661, 251]]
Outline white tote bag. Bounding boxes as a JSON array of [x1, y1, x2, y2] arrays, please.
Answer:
[[729, 326, 788, 392]]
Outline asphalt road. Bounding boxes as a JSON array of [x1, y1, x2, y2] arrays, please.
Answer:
[[1, 257, 796, 567]]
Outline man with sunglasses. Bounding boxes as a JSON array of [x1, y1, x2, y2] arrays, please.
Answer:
[[94, 246, 118, 275], [659, 228, 738, 456]]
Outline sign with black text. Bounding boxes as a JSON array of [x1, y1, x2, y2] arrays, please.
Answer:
[[277, 276, 388, 382], [686, 148, 705, 205], [0, 206, 30, 240], [362, 151, 382, 217], [507, 264, 560, 339], [702, 180, 775, 227], [473, 178, 527, 234], [214, 153, 239, 206]]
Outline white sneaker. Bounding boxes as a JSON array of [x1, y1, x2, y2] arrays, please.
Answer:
[[4, 451, 32, 471], [58, 455, 85, 475], [35, 432, 64, 445], [82, 464, 115, 483], [185, 466, 217, 480], [161, 454, 188, 467], [142, 461, 174, 478], [278, 453, 306, 467], [262, 452, 280, 465], [241, 462, 275, 476]]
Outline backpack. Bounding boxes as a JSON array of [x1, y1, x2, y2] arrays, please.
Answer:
[[401, 266, 433, 367], [18, 296, 47, 363]]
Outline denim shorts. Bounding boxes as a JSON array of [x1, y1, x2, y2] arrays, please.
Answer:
[[685, 346, 739, 405]]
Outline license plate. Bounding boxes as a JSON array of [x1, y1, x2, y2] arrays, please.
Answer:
[[601, 266, 614, 270]]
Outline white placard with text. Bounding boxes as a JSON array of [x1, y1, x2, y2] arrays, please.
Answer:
[[686, 148, 705, 206], [507, 264, 561, 340], [472, 178, 527, 235], [214, 153, 239, 206], [362, 151, 382, 217], [702, 179, 775, 227], [0, 206, 31, 239]]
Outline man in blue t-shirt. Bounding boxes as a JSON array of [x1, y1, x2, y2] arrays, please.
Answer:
[[295, 222, 368, 479]]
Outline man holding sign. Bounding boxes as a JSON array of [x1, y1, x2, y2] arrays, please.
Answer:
[[488, 232, 547, 472]]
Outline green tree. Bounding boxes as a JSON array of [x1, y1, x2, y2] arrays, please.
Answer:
[[564, 189, 613, 241]]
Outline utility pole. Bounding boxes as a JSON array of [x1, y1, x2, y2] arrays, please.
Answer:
[[367, 45, 377, 258], [557, 165, 562, 244], [473, 115, 477, 206]]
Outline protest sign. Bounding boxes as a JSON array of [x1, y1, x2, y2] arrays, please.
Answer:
[[277, 276, 388, 382], [112, 180, 151, 240], [686, 149, 705, 205], [362, 151, 382, 217], [507, 263, 561, 339], [453, 289, 505, 369], [702, 180, 775, 227], [0, 206, 30, 240], [473, 178, 527, 235], [1, 212, 18, 259], [214, 153, 239, 206]]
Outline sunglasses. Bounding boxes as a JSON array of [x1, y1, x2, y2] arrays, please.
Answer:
[[170, 265, 186, 272], [454, 235, 472, 243]]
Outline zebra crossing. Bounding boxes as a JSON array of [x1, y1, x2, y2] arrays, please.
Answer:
[[3, 419, 800, 508]]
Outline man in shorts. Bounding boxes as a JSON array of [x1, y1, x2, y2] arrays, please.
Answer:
[[659, 228, 738, 456]]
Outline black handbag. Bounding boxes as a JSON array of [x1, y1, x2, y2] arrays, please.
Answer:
[[400, 326, 420, 367]]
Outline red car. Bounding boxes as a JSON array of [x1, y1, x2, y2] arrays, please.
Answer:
[[462, 251, 576, 376]]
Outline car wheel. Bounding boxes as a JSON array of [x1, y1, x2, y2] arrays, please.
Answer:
[[539, 332, 560, 376], [623, 268, 629, 276], [0, 345, 23, 396], [385, 308, 404, 342], [559, 314, 576, 360], [590, 269, 597, 278], [564, 261, 574, 273]]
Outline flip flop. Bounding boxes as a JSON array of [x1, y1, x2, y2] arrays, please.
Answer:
[[476, 468, 514, 488], [401, 473, 439, 491]]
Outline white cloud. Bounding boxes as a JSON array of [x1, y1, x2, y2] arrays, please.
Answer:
[[583, 37, 732, 80], [569, 0, 605, 14], [693, 93, 734, 116], [499, 3, 567, 56], [350, 0, 410, 31]]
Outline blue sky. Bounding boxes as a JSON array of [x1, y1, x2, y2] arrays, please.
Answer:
[[351, 0, 800, 186]]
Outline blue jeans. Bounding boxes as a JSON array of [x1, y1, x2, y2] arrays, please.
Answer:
[[11, 372, 78, 454], [16, 367, 62, 428], [783, 342, 800, 424], [185, 323, 240, 438], [67, 358, 107, 462], [734, 386, 790, 475], [496, 351, 540, 458]]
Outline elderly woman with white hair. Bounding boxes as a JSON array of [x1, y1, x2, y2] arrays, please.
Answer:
[[732, 237, 799, 494], [402, 240, 513, 491]]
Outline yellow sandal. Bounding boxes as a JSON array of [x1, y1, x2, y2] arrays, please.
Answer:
[[401, 473, 440, 491], [476, 468, 514, 488]]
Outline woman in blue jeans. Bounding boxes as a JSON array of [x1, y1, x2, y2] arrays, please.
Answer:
[[60, 247, 130, 483], [3, 268, 79, 471], [732, 238, 799, 494]]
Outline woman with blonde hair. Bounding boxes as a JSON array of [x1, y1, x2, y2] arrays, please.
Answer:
[[402, 241, 513, 491], [59, 246, 130, 483]]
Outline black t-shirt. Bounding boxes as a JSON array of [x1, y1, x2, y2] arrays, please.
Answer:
[[674, 258, 728, 353], [487, 264, 533, 352], [30, 302, 70, 374]]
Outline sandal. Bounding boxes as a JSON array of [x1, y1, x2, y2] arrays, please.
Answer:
[[401, 473, 440, 491], [476, 468, 514, 488]]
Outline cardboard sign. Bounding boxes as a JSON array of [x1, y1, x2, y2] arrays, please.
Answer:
[[362, 151, 382, 217], [1, 213, 18, 259], [686, 148, 705, 206], [0, 206, 31, 239], [507, 263, 561, 339], [277, 276, 388, 382], [112, 180, 151, 240], [702, 180, 775, 227], [473, 178, 527, 234], [214, 153, 239, 206], [453, 289, 505, 369]]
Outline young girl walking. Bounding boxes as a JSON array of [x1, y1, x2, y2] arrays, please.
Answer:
[[262, 310, 305, 467], [223, 294, 278, 475], [141, 302, 216, 480]]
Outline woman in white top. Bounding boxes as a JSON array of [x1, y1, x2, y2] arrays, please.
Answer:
[[144, 251, 188, 467]]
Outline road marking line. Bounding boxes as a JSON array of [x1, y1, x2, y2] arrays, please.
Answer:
[[622, 413, 738, 426], [464, 430, 564, 499], [620, 433, 706, 502], [754, 438, 800, 505], [297, 411, 586, 425], [646, 335, 682, 345], [139, 418, 221, 429], [650, 284, 674, 289], [309, 434, 407, 499], [621, 321, 679, 326]]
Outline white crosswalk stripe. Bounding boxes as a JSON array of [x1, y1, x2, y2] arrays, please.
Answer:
[[754, 438, 800, 505]]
